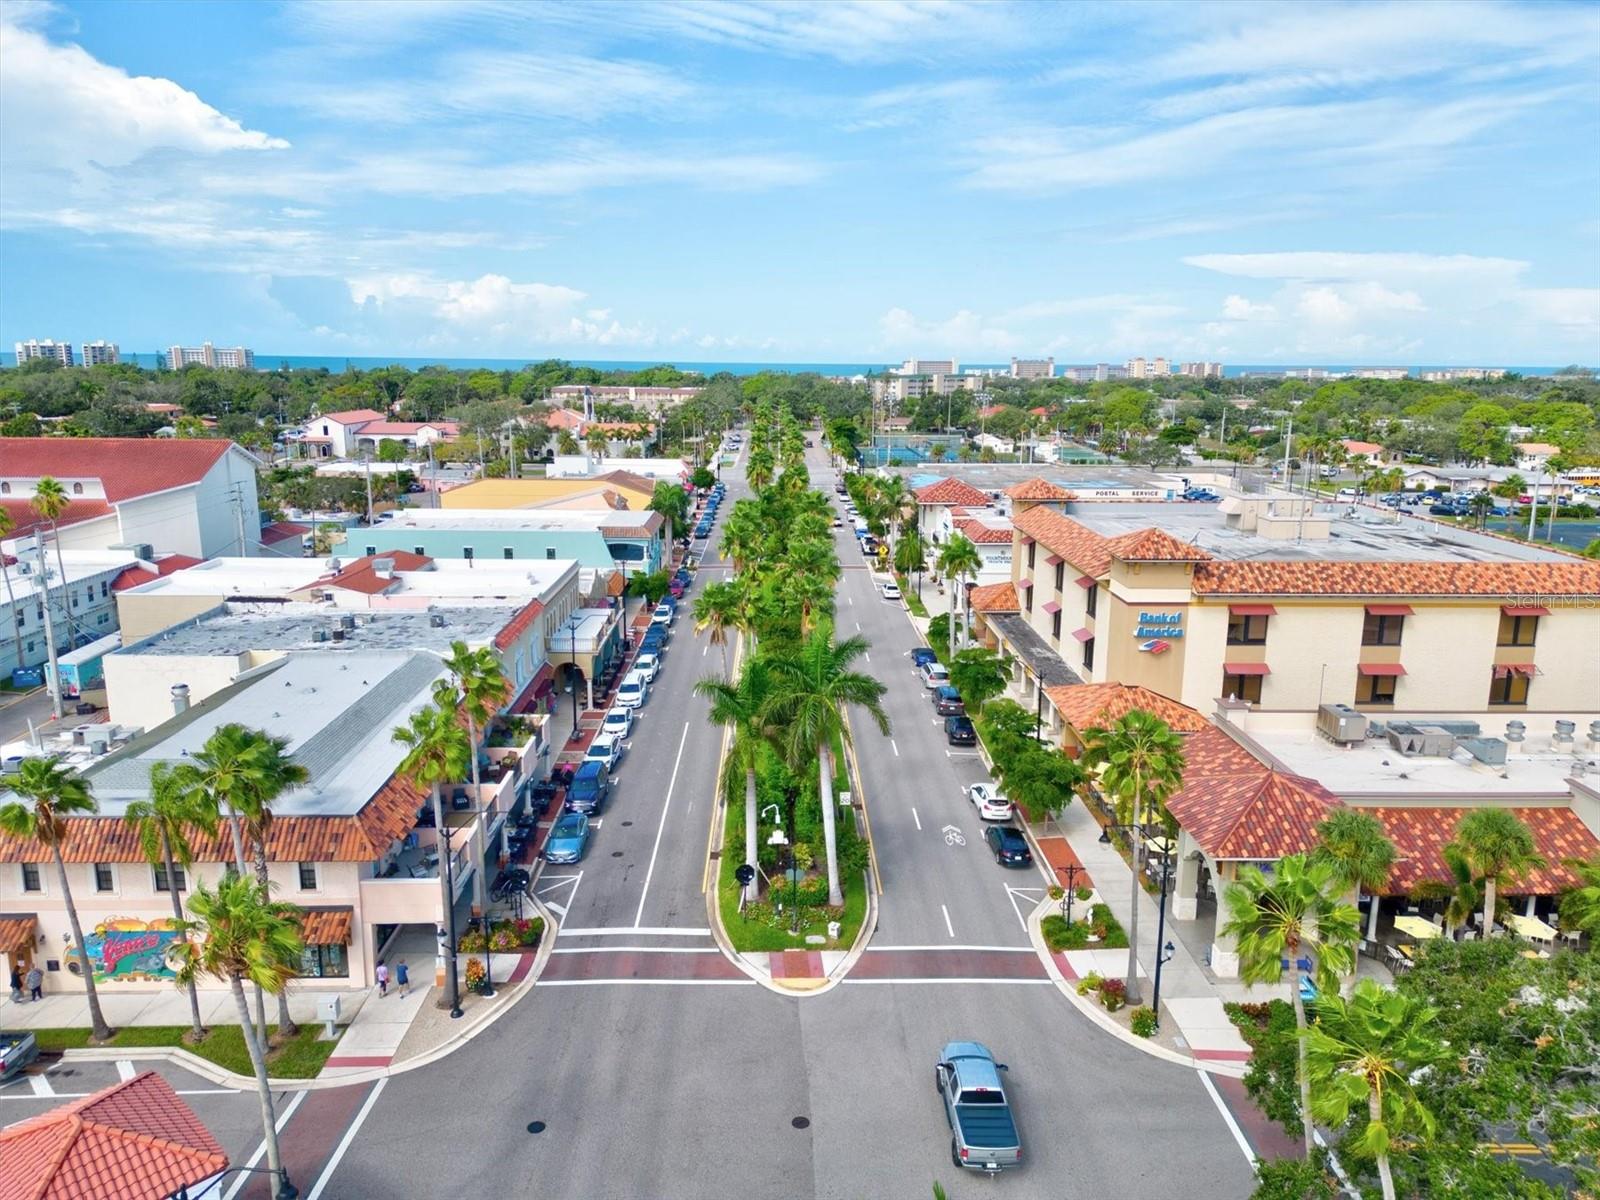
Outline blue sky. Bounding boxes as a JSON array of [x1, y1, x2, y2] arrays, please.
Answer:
[[2, 0, 1597, 365]]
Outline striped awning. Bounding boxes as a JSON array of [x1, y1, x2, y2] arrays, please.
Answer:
[[298, 907, 353, 946], [0, 913, 37, 956]]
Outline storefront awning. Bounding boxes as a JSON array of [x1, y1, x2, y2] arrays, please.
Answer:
[[1365, 604, 1414, 616], [1223, 662, 1271, 676], [0, 913, 37, 956], [1501, 605, 1549, 617], [509, 661, 557, 713], [1357, 663, 1407, 676], [1492, 663, 1536, 678], [298, 907, 352, 946], [1228, 604, 1277, 616]]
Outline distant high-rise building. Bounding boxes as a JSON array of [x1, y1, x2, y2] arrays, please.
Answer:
[[1125, 356, 1172, 379], [14, 338, 74, 366], [80, 340, 120, 366], [1059, 364, 1128, 382], [1420, 367, 1506, 382], [167, 342, 255, 370], [1178, 362, 1224, 379], [1010, 357, 1054, 380], [893, 358, 957, 376], [1347, 367, 1409, 381]]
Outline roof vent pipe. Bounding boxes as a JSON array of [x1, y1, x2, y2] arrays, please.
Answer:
[[171, 684, 190, 715], [1505, 720, 1526, 743]]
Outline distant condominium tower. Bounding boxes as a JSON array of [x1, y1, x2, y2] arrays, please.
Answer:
[[1178, 361, 1224, 379], [80, 340, 120, 366], [167, 342, 255, 370], [1010, 357, 1054, 379], [893, 357, 958, 376], [1420, 367, 1506, 382], [14, 338, 74, 366], [1125, 356, 1172, 379]]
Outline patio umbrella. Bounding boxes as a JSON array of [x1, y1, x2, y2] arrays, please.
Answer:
[[1506, 913, 1557, 941], [1393, 915, 1441, 940]]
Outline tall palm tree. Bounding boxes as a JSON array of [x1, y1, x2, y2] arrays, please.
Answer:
[[29, 476, 73, 720], [934, 534, 981, 659], [784, 537, 840, 635], [235, 732, 309, 1041], [695, 657, 780, 900], [893, 527, 926, 598], [585, 426, 609, 458], [0, 758, 113, 1040], [1222, 853, 1362, 1155], [125, 762, 215, 1042], [746, 444, 775, 492], [441, 640, 507, 906], [393, 700, 472, 1015], [1410, 844, 1483, 939], [1080, 710, 1187, 1005], [189, 723, 271, 873], [1557, 852, 1600, 938], [764, 624, 889, 907], [1450, 808, 1545, 936], [171, 873, 304, 1200], [1304, 978, 1444, 1200], [1313, 809, 1398, 943]]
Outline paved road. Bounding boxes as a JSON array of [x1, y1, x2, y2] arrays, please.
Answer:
[[0, 687, 56, 748], [76, 438, 1260, 1199]]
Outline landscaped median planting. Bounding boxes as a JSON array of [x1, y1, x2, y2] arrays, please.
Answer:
[[456, 916, 544, 953], [31, 1024, 339, 1080]]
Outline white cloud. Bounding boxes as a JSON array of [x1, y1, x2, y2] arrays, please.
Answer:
[[1222, 294, 1276, 320], [1516, 288, 1600, 339], [1185, 251, 1527, 289], [878, 306, 1023, 355], [348, 272, 657, 347]]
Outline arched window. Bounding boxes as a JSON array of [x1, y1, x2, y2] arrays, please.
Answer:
[[0, 482, 9, 494], [71, 482, 84, 495]]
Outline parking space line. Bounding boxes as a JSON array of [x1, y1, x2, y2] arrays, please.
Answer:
[[941, 904, 955, 938], [305, 1078, 388, 1200], [635, 721, 691, 927], [28, 1074, 54, 1097], [911, 806, 921, 830], [116, 1060, 136, 1081]]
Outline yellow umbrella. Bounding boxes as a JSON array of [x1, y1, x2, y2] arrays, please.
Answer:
[[1393, 915, 1441, 940], [1507, 913, 1557, 942]]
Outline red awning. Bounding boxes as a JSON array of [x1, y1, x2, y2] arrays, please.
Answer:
[[1365, 604, 1414, 616], [1357, 663, 1407, 676], [1074, 574, 1097, 589], [1019, 535, 1035, 546], [1044, 554, 1063, 566], [1228, 604, 1278, 616], [1501, 605, 1549, 617], [1015, 578, 1033, 589], [1224, 662, 1271, 676], [1041, 601, 1062, 614], [1492, 663, 1536, 678], [509, 661, 556, 713], [1071, 627, 1094, 643]]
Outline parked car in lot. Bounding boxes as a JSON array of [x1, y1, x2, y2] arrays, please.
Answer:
[[934, 685, 965, 716], [945, 715, 977, 745], [564, 761, 610, 814], [0, 1030, 39, 1083], [1181, 487, 1219, 502], [601, 707, 633, 739], [937, 1041, 1022, 1175], [634, 651, 661, 683], [880, 580, 901, 600], [965, 782, 1013, 821], [920, 661, 951, 689], [543, 812, 591, 863], [583, 732, 624, 772], [860, 536, 881, 555], [911, 646, 938, 670], [985, 824, 1033, 867], [616, 670, 648, 709]]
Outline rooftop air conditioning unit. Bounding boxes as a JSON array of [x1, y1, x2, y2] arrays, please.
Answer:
[[1386, 723, 1455, 757], [311, 629, 329, 643], [84, 729, 113, 755], [338, 614, 356, 631], [1317, 703, 1368, 745], [429, 614, 447, 628]]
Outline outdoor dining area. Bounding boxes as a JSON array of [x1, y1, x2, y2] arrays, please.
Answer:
[[1374, 905, 1574, 973]]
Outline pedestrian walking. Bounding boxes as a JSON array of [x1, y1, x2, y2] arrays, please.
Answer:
[[8, 965, 22, 1003], [26, 965, 43, 1002], [395, 959, 410, 997], [375, 960, 389, 998]]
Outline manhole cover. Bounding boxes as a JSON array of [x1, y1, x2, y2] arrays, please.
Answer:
[[527, 1121, 546, 1134], [621, 820, 633, 827], [792, 1117, 810, 1130], [612, 851, 624, 857]]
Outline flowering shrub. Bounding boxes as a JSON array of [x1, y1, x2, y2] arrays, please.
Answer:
[[464, 957, 487, 993], [1076, 971, 1103, 997], [1098, 977, 1127, 1012], [1129, 1005, 1157, 1037]]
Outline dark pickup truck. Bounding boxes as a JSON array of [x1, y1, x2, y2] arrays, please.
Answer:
[[936, 1040, 1022, 1174]]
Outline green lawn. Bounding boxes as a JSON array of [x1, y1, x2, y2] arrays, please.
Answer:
[[896, 573, 929, 617], [30, 1022, 339, 1079]]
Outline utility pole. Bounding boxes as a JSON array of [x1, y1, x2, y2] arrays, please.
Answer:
[[232, 485, 248, 555], [363, 454, 374, 526], [1281, 414, 1293, 484], [1527, 460, 1542, 539]]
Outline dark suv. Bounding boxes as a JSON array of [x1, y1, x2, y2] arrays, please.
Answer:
[[934, 685, 966, 716], [564, 761, 610, 815], [945, 715, 977, 745]]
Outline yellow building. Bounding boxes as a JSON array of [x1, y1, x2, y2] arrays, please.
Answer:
[[443, 470, 656, 514]]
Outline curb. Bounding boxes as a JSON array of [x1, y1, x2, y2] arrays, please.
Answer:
[[1025, 897, 1246, 1080]]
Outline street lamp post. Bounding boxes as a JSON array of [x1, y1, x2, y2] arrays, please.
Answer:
[[1057, 861, 1082, 925], [435, 795, 464, 1019], [1098, 817, 1173, 1007], [1150, 850, 1177, 1028], [786, 788, 800, 934], [567, 618, 582, 743]]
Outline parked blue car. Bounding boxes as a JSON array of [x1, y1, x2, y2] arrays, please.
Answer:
[[543, 812, 591, 863], [564, 761, 610, 815]]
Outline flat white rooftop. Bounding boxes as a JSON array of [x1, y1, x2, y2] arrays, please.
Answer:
[[124, 555, 577, 601], [121, 601, 520, 657], [372, 508, 658, 533]]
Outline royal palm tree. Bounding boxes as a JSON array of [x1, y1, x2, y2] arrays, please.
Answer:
[[1558, 853, 1600, 937], [696, 657, 781, 900], [1080, 710, 1187, 1005], [0, 758, 113, 1040], [1304, 978, 1444, 1200], [1449, 808, 1545, 937], [764, 624, 889, 907], [693, 580, 744, 675], [171, 873, 304, 1200], [934, 535, 981, 659], [393, 700, 472, 1015], [1313, 809, 1398, 943], [125, 762, 215, 1042], [1222, 853, 1361, 1155], [441, 640, 508, 905], [893, 527, 926, 598]]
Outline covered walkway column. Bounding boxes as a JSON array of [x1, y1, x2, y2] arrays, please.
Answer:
[[1172, 832, 1203, 920]]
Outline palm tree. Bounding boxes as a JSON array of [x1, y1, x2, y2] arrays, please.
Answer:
[[764, 624, 889, 906], [695, 657, 780, 900], [393, 700, 472, 1015], [236, 732, 309, 1040], [693, 580, 743, 675], [0, 758, 114, 1040], [1450, 808, 1545, 936], [1304, 978, 1444, 1200], [1080, 710, 1187, 1005], [934, 535, 981, 659], [1410, 844, 1483, 939], [556, 430, 580, 455], [1558, 853, 1600, 937], [893, 527, 926, 598], [190, 723, 270, 873], [1222, 853, 1361, 1155], [746, 444, 775, 492], [29, 476, 73, 720], [124, 763, 215, 1042], [929, 442, 948, 463], [171, 872, 304, 1200], [441, 640, 507, 906], [1313, 809, 1398, 944], [585, 426, 609, 458]]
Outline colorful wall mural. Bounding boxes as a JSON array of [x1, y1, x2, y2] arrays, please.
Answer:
[[66, 918, 183, 982]]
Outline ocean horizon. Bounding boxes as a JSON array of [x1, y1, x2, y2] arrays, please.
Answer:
[[3, 352, 1577, 379]]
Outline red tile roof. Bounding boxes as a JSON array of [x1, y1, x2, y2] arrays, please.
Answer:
[[1045, 683, 1209, 734], [316, 408, 386, 426], [1341, 440, 1384, 455], [0, 498, 115, 541], [544, 408, 587, 431], [0, 438, 235, 502], [0, 1071, 227, 1200], [1105, 528, 1210, 562], [953, 518, 1013, 544], [259, 521, 311, 546], [0, 913, 37, 955], [315, 550, 433, 595], [915, 477, 992, 507], [1367, 806, 1599, 895], [110, 554, 204, 593], [1030, 406, 1051, 417], [298, 906, 353, 945], [1011, 506, 1112, 576], [493, 598, 545, 651], [1006, 477, 1075, 501], [1192, 559, 1600, 597], [978, 404, 1008, 419], [968, 581, 1020, 613], [1164, 727, 1341, 860]]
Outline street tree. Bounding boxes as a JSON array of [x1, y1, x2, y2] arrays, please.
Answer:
[[442, 640, 507, 911], [28, 475, 72, 719], [934, 534, 981, 658], [696, 657, 781, 899], [1449, 808, 1545, 936], [1558, 852, 1600, 936], [947, 647, 1008, 715]]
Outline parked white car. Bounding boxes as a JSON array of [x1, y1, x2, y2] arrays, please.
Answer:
[[920, 661, 951, 689], [879, 580, 901, 600], [584, 732, 624, 772], [601, 707, 633, 739], [616, 670, 649, 709], [635, 651, 662, 683], [966, 782, 1015, 822], [651, 603, 674, 626]]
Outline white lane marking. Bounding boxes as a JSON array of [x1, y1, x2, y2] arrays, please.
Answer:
[[911, 806, 921, 830], [1199, 1068, 1259, 1168], [843, 978, 1053, 986], [551, 946, 718, 954], [560, 926, 711, 936], [222, 1087, 308, 1200], [537, 978, 755, 987], [1004, 885, 1042, 934], [634, 721, 691, 928], [866, 945, 1036, 952], [941, 904, 955, 938], [855, 621, 861, 631], [863, 651, 870, 663], [535, 870, 583, 919], [28, 1073, 53, 1097], [305, 1077, 389, 1200], [848, 595, 854, 605], [116, 1060, 136, 1081], [890, 738, 900, 757], [703, 641, 709, 656], [3, 1088, 241, 1101]]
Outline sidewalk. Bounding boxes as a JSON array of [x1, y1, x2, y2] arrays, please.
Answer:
[[0, 984, 369, 1033]]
